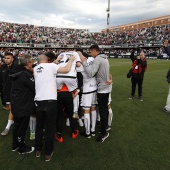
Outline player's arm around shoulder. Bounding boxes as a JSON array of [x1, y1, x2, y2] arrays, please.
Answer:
[[57, 55, 76, 73]]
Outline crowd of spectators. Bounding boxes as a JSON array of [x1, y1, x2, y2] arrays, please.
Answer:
[[0, 22, 91, 45], [0, 47, 167, 61], [0, 21, 169, 60], [92, 25, 170, 45], [104, 48, 165, 58], [0, 21, 170, 46]]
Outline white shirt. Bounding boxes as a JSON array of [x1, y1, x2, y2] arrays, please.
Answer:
[[34, 63, 60, 101], [57, 51, 81, 77]]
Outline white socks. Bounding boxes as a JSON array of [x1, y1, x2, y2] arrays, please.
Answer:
[[84, 114, 90, 135], [97, 111, 100, 122], [73, 95, 79, 113], [77, 118, 84, 127], [66, 118, 70, 126], [91, 110, 97, 132], [29, 117, 36, 134], [108, 108, 113, 126], [6, 120, 14, 130]]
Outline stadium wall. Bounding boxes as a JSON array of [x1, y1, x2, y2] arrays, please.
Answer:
[[101, 15, 170, 32]]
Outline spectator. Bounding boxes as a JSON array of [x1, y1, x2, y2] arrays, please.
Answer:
[[164, 39, 170, 58]]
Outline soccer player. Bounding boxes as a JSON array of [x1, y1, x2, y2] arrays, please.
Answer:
[[55, 84, 79, 143], [56, 51, 82, 120], [77, 51, 97, 138], [80, 44, 112, 142]]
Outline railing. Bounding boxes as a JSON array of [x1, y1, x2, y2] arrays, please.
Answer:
[[0, 42, 164, 49]]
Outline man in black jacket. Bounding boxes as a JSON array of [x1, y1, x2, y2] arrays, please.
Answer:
[[0, 52, 15, 136], [10, 54, 35, 154]]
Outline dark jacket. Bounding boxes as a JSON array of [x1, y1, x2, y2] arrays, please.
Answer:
[[130, 52, 147, 79], [10, 65, 35, 117], [0, 63, 15, 103], [164, 45, 170, 58]]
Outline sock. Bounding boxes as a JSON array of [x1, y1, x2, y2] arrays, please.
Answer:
[[84, 114, 90, 135], [29, 117, 36, 134], [97, 112, 100, 122], [91, 110, 97, 132], [73, 95, 79, 113], [77, 118, 84, 127], [6, 120, 14, 130], [66, 118, 70, 126], [108, 108, 113, 126]]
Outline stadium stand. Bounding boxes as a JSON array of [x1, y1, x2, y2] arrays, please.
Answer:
[[0, 15, 170, 59]]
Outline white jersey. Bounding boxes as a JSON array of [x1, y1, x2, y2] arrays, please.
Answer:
[[81, 57, 97, 93], [34, 63, 60, 101], [76, 64, 84, 72], [57, 51, 81, 78]]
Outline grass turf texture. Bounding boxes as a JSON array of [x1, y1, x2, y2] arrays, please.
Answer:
[[0, 58, 170, 170]]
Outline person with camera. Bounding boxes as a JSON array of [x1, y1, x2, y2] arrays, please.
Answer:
[[129, 50, 147, 101]]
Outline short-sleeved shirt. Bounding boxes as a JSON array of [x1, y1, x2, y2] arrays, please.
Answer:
[[57, 51, 81, 78], [34, 63, 60, 101]]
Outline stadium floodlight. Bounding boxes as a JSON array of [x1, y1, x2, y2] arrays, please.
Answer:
[[107, 0, 110, 12], [106, 8, 110, 12], [106, 0, 110, 31]]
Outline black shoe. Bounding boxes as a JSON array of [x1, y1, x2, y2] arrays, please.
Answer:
[[45, 152, 53, 161], [91, 131, 95, 137], [80, 131, 91, 138], [138, 96, 143, 101], [12, 146, 19, 152], [96, 132, 109, 142], [106, 125, 111, 131], [36, 150, 42, 158], [163, 107, 170, 113], [99, 125, 111, 133], [18, 146, 35, 154], [129, 95, 134, 100]]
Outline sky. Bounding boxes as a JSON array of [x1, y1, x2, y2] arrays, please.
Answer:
[[0, 0, 169, 32]]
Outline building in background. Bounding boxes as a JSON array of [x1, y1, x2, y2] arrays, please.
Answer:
[[101, 15, 170, 33]]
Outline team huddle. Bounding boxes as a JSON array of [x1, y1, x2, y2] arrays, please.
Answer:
[[0, 44, 113, 162]]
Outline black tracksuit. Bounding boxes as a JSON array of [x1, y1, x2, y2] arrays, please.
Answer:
[[0, 63, 15, 105], [10, 65, 35, 149]]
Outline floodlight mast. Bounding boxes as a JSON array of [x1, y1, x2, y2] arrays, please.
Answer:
[[106, 0, 110, 32]]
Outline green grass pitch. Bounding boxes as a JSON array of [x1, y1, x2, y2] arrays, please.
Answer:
[[0, 58, 170, 170]]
